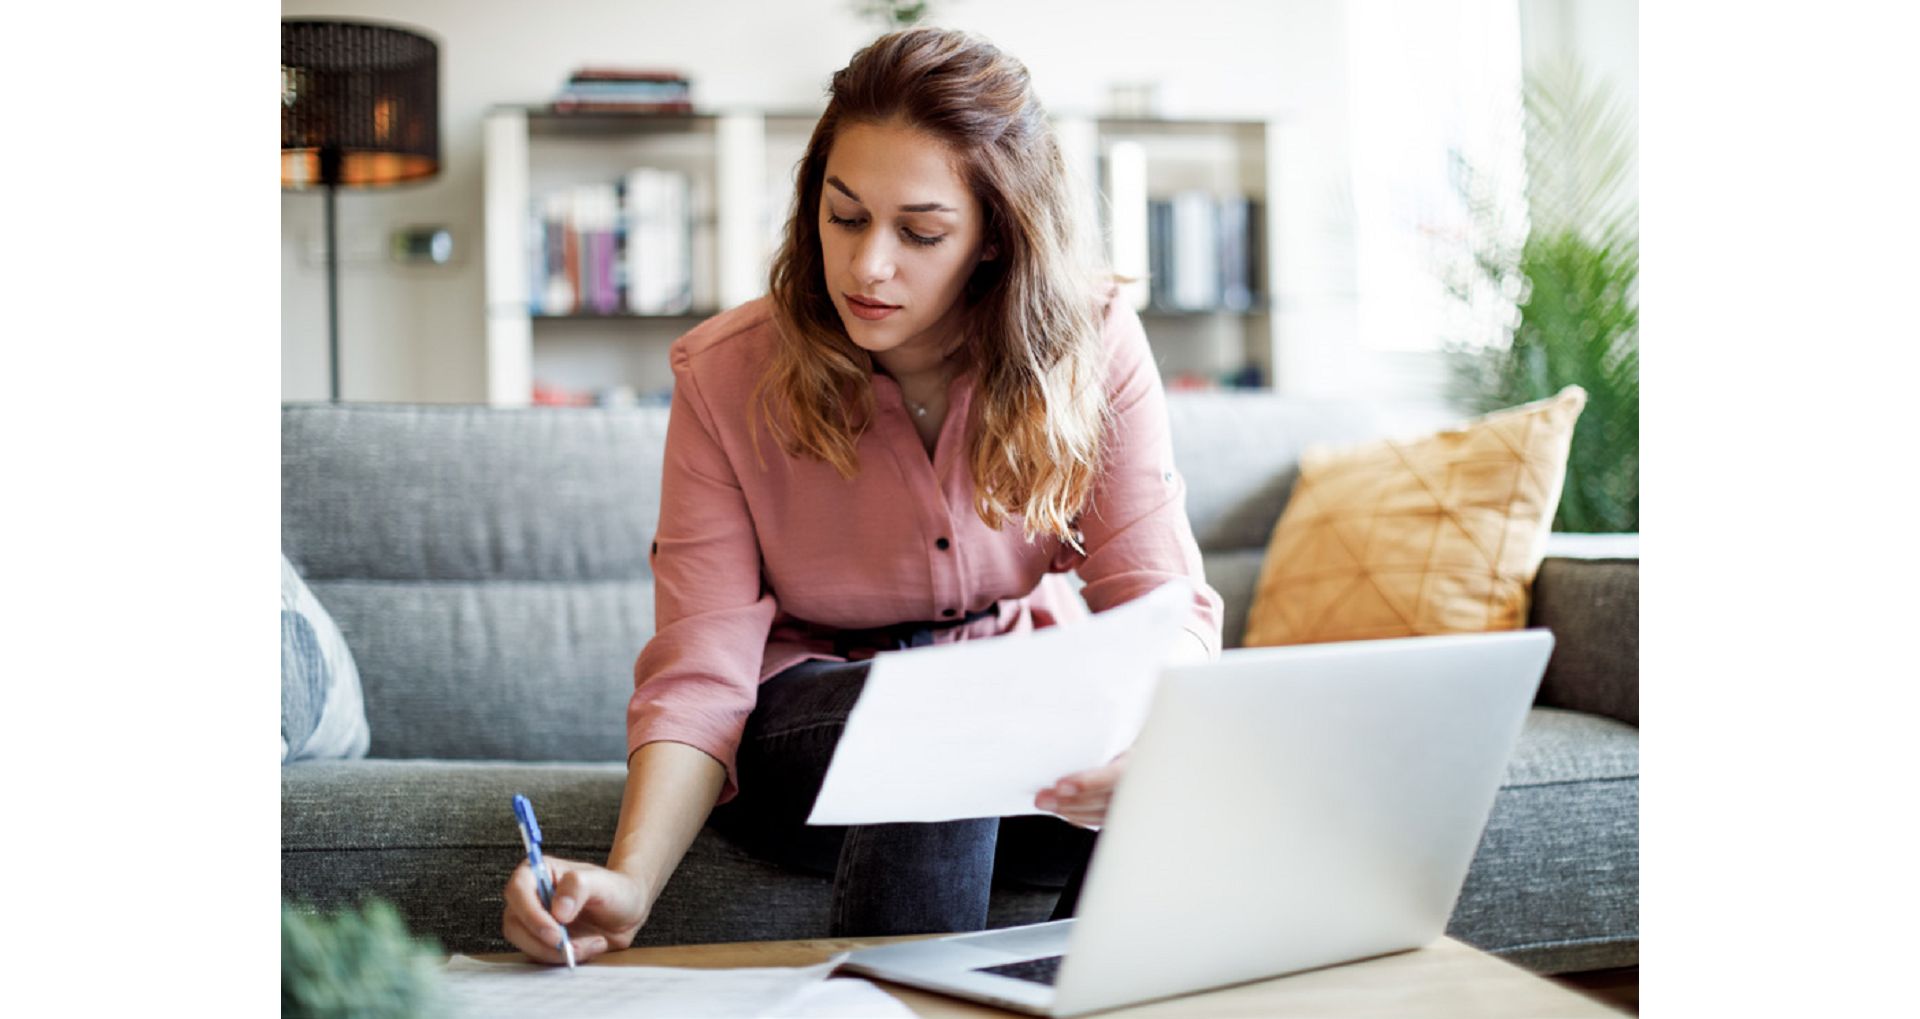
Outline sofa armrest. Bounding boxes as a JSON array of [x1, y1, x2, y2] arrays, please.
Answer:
[[1527, 556, 1639, 727]]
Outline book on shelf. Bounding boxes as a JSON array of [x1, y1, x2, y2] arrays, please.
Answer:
[[622, 167, 694, 314], [1144, 191, 1263, 313], [1216, 196, 1258, 312], [552, 67, 693, 114], [1166, 363, 1265, 391], [581, 182, 622, 314], [527, 167, 696, 317], [532, 379, 672, 408], [570, 67, 687, 80], [550, 98, 695, 114], [563, 80, 689, 94], [1170, 191, 1217, 310], [530, 191, 578, 315]]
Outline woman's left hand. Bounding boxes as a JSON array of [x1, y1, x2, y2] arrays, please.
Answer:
[[1036, 751, 1129, 828], [1033, 632, 1202, 827]]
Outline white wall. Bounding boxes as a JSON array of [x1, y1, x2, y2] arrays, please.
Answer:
[[281, 0, 1635, 405]]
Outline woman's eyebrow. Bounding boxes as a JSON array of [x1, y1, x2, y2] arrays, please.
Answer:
[[825, 175, 958, 214]]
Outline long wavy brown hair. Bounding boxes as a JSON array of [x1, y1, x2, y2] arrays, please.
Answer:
[[757, 26, 1117, 550]]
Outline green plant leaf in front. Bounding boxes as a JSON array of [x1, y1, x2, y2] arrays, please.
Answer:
[[283, 898, 446, 1019], [1442, 55, 1639, 533]]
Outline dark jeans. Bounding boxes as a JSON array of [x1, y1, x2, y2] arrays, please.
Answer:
[[708, 656, 1099, 937]]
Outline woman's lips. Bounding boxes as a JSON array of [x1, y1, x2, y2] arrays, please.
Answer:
[[846, 294, 901, 321]]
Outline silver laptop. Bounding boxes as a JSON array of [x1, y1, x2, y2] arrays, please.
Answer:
[[839, 628, 1555, 1016]]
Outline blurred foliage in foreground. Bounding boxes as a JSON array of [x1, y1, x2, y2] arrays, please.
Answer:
[[283, 898, 445, 1019]]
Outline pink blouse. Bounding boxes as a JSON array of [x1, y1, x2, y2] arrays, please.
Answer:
[[628, 292, 1224, 802]]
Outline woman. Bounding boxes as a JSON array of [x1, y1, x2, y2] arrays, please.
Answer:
[[501, 26, 1222, 963]]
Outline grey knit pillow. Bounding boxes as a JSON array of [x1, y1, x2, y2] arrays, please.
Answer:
[[281, 553, 370, 762]]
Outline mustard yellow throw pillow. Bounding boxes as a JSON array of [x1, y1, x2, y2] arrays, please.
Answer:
[[1242, 386, 1587, 647]]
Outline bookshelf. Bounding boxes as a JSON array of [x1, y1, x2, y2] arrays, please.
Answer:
[[482, 106, 1281, 406], [1079, 116, 1281, 391]]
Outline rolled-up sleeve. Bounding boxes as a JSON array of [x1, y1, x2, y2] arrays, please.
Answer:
[[627, 342, 776, 804], [1072, 298, 1225, 659]]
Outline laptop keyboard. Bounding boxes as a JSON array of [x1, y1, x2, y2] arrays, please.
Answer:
[[975, 955, 1064, 986]]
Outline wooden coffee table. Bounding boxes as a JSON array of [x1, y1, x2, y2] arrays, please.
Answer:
[[479, 934, 1625, 1016]]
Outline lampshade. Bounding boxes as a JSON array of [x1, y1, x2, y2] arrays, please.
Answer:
[[282, 19, 440, 189]]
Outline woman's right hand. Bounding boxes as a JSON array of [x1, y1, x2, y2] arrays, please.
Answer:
[[501, 856, 649, 964]]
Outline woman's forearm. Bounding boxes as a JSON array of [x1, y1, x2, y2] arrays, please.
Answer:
[[605, 740, 728, 905]]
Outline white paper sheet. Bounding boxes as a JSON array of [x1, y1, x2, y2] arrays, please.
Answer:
[[776, 977, 917, 1017], [441, 954, 911, 1019], [807, 579, 1193, 825]]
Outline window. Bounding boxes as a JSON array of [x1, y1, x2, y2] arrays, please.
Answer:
[[1347, 0, 1528, 353]]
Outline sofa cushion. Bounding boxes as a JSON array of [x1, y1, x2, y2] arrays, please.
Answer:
[[1165, 394, 1461, 551], [309, 579, 651, 761], [282, 404, 669, 584], [281, 759, 1058, 954], [282, 707, 1636, 971], [1241, 387, 1586, 647], [281, 554, 369, 762], [1199, 549, 1266, 650], [1528, 557, 1639, 726], [1449, 710, 1638, 971], [1499, 707, 1637, 785]]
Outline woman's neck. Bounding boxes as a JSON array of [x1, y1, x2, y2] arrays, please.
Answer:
[[874, 352, 951, 392], [872, 336, 965, 391]]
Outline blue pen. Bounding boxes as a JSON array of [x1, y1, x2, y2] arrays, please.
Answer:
[[512, 794, 577, 970]]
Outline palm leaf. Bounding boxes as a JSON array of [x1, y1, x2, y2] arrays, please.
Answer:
[[1443, 57, 1639, 532]]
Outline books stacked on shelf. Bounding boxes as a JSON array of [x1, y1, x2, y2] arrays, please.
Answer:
[[532, 381, 672, 408], [552, 68, 692, 114], [532, 185, 619, 315], [1166, 363, 1265, 391], [1146, 193, 1263, 313], [528, 167, 695, 316]]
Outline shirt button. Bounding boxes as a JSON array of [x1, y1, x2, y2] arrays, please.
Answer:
[[935, 537, 951, 551], [941, 608, 957, 618]]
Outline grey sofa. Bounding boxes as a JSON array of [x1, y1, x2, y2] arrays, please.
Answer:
[[281, 396, 1638, 975]]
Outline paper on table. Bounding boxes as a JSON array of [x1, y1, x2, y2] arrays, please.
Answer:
[[777, 977, 917, 1017], [441, 954, 880, 1019], [807, 579, 1194, 825]]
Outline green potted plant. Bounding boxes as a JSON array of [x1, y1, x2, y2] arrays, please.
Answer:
[[283, 898, 445, 1019], [1442, 56, 1639, 533], [851, 1, 944, 32]]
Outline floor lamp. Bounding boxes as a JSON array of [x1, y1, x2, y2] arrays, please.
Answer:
[[281, 19, 441, 402]]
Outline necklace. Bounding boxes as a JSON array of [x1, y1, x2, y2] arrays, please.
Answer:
[[891, 359, 955, 419], [901, 376, 948, 419]]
